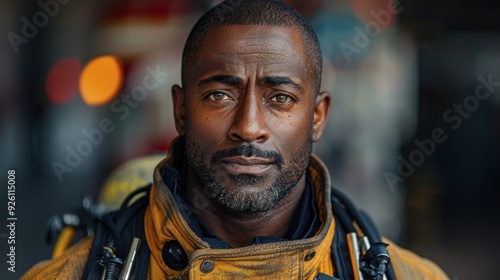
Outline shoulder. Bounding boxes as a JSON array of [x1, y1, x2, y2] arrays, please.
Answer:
[[20, 236, 93, 280], [384, 238, 449, 280]]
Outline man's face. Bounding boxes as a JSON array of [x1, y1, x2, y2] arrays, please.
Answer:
[[173, 25, 329, 213]]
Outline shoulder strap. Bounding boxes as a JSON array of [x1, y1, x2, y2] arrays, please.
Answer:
[[83, 185, 152, 280], [330, 186, 397, 280], [330, 213, 354, 279]]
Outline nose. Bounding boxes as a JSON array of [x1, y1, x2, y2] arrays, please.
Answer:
[[228, 91, 270, 143]]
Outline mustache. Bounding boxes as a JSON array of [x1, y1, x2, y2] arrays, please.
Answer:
[[211, 145, 283, 168]]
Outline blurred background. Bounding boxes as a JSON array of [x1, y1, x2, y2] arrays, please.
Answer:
[[1, 0, 499, 279]]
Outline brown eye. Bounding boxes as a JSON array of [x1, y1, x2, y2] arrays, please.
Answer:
[[210, 92, 227, 101], [273, 94, 290, 103]]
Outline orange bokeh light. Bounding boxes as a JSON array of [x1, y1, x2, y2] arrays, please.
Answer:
[[79, 55, 124, 106]]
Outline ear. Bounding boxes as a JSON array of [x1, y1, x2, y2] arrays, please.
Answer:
[[312, 91, 331, 142], [172, 84, 186, 135]]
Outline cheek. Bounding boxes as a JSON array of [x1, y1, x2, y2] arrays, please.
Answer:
[[272, 114, 314, 155], [185, 106, 230, 147], [280, 110, 313, 135]]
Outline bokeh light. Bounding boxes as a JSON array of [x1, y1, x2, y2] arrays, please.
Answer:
[[46, 58, 82, 104], [79, 55, 124, 106]]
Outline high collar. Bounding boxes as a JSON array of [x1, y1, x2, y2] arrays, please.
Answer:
[[144, 137, 336, 279]]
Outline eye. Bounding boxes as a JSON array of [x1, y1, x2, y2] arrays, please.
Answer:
[[271, 94, 292, 103], [208, 91, 229, 101]]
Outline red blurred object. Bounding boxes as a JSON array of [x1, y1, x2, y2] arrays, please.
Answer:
[[46, 58, 82, 104], [103, 0, 197, 21]]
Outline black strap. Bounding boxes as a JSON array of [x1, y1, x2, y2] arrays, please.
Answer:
[[330, 214, 354, 280], [83, 185, 152, 280]]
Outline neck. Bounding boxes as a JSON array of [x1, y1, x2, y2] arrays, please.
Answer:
[[186, 174, 307, 248]]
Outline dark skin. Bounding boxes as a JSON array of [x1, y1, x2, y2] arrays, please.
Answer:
[[172, 25, 331, 247]]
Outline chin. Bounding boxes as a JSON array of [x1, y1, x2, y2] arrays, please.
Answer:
[[209, 178, 289, 214]]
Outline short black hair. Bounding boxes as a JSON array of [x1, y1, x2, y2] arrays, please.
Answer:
[[181, 0, 323, 93]]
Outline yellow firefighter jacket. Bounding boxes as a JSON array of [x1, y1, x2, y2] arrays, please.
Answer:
[[21, 150, 449, 279]]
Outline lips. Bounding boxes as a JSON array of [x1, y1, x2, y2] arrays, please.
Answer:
[[220, 156, 275, 175]]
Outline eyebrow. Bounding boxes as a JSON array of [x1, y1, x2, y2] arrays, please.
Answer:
[[262, 76, 303, 91], [196, 75, 303, 91], [197, 75, 243, 88]]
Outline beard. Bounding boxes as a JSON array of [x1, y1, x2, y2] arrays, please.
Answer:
[[185, 135, 313, 214]]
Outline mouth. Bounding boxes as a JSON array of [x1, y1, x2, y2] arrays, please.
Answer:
[[220, 156, 275, 175]]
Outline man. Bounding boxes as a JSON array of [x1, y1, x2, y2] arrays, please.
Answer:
[[22, 0, 448, 279]]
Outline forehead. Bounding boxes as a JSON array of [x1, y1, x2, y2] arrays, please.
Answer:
[[190, 25, 310, 86], [203, 24, 304, 53]]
